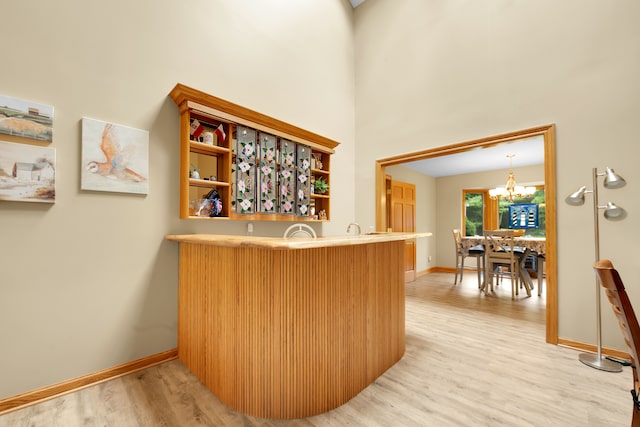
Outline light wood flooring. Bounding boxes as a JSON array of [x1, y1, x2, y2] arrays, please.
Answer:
[[0, 271, 631, 426]]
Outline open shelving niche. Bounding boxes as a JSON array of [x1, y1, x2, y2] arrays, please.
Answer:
[[169, 84, 339, 222]]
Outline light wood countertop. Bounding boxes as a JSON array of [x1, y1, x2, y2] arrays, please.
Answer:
[[165, 231, 432, 250]]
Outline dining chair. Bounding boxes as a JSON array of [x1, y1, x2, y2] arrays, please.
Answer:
[[593, 259, 640, 427], [452, 229, 485, 288], [536, 253, 545, 296], [483, 229, 529, 298]]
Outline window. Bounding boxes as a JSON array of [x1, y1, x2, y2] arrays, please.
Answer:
[[463, 191, 485, 236], [497, 188, 546, 237], [463, 187, 546, 237]]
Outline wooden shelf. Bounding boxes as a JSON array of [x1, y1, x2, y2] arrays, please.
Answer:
[[170, 83, 338, 221], [186, 215, 232, 220], [189, 178, 231, 189], [311, 168, 329, 176], [189, 141, 230, 156]]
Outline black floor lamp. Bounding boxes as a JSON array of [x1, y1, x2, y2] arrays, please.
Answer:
[[565, 167, 626, 372]]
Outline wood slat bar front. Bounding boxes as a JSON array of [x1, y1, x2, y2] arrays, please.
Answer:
[[174, 237, 407, 419]]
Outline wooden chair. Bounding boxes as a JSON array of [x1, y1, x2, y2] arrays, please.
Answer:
[[593, 259, 640, 427], [537, 253, 546, 296], [452, 229, 484, 288], [483, 230, 530, 298]]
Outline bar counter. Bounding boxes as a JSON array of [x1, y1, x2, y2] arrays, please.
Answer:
[[166, 232, 431, 419], [165, 231, 432, 249]]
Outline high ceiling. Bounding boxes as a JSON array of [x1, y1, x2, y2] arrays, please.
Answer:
[[401, 135, 545, 178]]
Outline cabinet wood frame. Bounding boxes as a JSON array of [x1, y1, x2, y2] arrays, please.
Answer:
[[170, 84, 339, 222]]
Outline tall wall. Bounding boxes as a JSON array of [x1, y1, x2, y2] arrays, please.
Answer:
[[0, 0, 355, 399], [354, 0, 640, 350]]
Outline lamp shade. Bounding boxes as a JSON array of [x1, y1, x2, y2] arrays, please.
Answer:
[[603, 202, 625, 220], [603, 167, 626, 189], [565, 186, 587, 206]]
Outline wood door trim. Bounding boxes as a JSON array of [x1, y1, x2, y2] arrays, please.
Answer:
[[374, 124, 557, 344]]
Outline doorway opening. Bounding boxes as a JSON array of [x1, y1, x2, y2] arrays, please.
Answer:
[[374, 124, 557, 344]]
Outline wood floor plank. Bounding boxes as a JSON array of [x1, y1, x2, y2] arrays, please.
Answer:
[[0, 272, 631, 426]]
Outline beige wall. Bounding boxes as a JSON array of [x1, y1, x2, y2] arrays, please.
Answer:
[[354, 0, 640, 351], [0, 0, 355, 399]]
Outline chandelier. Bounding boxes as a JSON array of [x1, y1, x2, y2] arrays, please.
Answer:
[[488, 154, 536, 202]]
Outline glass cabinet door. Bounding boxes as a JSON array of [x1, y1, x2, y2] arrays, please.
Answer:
[[235, 126, 257, 214], [296, 144, 311, 217]]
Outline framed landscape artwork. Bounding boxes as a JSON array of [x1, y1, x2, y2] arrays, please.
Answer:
[[81, 117, 149, 195], [0, 95, 54, 142], [0, 140, 56, 203]]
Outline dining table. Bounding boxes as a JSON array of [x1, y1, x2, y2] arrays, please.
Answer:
[[462, 235, 546, 296]]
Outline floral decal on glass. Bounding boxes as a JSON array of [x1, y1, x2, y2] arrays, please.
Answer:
[[235, 125, 256, 214], [230, 160, 236, 213], [258, 132, 277, 213], [296, 144, 311, 216], [279, 139, 296, 215]]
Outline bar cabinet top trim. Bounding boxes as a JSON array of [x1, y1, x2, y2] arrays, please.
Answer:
[[165, 231, 432, 250], [169, 83, 340, 154]]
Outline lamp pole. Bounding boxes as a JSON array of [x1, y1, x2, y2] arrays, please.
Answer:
[[575, 169, 620, 371], [567, 167, 625, 372]]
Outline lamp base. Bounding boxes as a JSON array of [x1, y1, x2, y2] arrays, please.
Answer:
[[578, 352, 623, 372]]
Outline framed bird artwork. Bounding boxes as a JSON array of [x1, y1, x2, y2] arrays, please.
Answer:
[[81, 117, 149, 194]]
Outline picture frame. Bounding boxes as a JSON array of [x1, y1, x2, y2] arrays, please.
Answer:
[[508, 203, 539, 229], [0, 95, 54, 142], [0, 140, 55, 203], [81, 117, 149, 195]]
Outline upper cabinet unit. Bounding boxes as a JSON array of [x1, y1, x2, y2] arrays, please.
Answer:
[[169, 84, 339, 222]]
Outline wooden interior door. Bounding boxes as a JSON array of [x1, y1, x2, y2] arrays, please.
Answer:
[[390, 180, 416, 282]]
